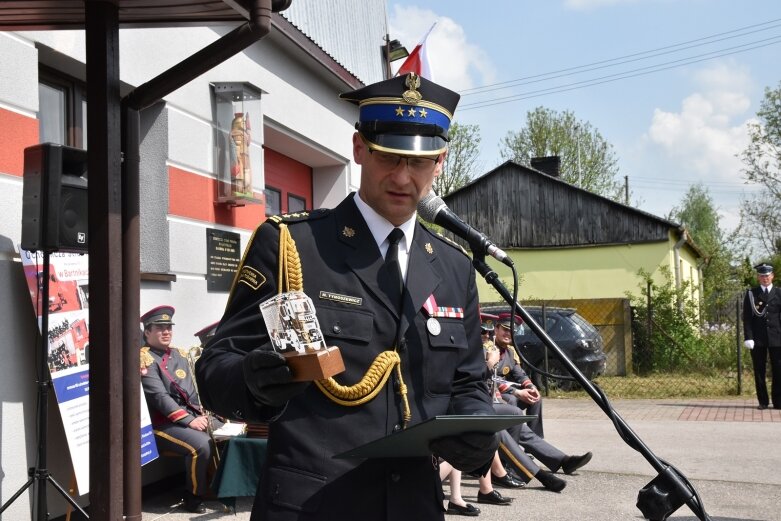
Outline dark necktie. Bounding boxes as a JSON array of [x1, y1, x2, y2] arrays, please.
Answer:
[[384, 228, 404, 310]]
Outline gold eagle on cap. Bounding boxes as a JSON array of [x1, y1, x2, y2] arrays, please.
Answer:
[[403, 73, 422, 104]]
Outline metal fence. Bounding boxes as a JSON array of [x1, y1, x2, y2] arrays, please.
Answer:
[[511, 293, 756, 398]]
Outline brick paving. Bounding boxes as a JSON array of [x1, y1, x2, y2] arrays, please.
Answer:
[[545, 396, 781, 422]]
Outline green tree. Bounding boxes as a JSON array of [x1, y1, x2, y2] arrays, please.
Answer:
[[499, 107, 624, 201], [436, 122, 482, 196], [668, 184, 742, 324], [739, 82, 781, 256]]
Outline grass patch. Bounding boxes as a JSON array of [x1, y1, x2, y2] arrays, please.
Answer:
[[541, 372, 757, 400]]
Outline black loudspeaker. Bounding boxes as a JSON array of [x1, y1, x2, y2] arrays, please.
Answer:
[[21, 143, 88, 253]]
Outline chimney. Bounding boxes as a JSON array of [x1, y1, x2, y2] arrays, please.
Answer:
[[530, 156, 561, 177]]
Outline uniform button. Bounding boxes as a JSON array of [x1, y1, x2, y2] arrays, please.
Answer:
[[391, 472, 400, 482], [393, 424, 402, 432], [398, 339, 407, 351], [332, 324, 342, 334]]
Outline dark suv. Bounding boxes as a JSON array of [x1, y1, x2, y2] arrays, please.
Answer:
[[482, 305, 607, 391]]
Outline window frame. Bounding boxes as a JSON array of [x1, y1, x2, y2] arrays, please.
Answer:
[[38, 66, 87, 149]]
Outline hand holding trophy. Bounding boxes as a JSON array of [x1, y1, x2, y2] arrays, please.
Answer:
[[259, 291, 344, 381]]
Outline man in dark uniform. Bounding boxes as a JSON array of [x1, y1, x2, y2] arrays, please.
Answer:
[[491, 312, 592, 476], [195, 72, 498, 521], [742, 263, 781, 409], [140, 305, 222, 514]]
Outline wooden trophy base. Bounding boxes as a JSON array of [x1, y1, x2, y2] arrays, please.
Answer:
[[283, 345, 344, 381]]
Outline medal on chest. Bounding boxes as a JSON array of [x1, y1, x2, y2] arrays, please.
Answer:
[[427, 317, 441, 336], [175, 368, 186, 379]]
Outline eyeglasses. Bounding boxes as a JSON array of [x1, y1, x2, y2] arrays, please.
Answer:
[[367, 148, 439, 174]]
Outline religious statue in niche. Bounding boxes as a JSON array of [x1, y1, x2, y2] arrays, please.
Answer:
[[229, 112, 253, 196]]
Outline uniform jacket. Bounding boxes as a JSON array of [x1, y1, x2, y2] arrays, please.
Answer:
[[743, 286, 781, 347], [196, 194, 494, 521], [493, 346, 533, 403], [141, 345, 202, 426]]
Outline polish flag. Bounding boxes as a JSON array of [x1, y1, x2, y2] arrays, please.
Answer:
[[396, 23, 436, 80]]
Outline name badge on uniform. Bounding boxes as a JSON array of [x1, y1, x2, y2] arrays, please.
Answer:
[[427, 317, 441, 336]]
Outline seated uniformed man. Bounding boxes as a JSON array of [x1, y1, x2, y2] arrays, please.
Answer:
[[139, 305, 223, 514], [490, 312, 592, 476], [194, 320, 220, 348]]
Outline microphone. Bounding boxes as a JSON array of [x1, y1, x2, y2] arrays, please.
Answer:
[[417, 191, 513, 266]]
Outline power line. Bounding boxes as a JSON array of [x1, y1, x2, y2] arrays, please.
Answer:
[[461, 18, 781, 97], [459, 37, 781, 111]]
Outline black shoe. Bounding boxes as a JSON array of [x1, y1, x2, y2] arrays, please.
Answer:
[[758, 404, 768, 410], [477, 489, 513, 505], [561, 452, 593, 475], [446, 502, 481, 516], [491, 472, 525, 488], [182, 493, 206, 514], [505, 467, 523, 481], [536, 469, 567, 492]]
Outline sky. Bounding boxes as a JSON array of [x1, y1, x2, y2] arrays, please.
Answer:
[[388, 0, 781, 238]]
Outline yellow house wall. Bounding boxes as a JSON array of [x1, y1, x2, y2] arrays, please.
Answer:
[[477, 238, 701, 305]]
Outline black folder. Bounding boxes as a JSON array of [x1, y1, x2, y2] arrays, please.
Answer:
[[334, 414, 535, 459]]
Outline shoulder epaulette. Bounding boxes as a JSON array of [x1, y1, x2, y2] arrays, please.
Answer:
[[266, 208, 330, 226], [140, 347, 154, 371], [175, 347, 190, 358], [433, 231, 469, 256]]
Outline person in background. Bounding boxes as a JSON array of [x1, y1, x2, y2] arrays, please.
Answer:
[[490, 312, 592, 477], [195, 320, 220, 348], [140, 306, 223, 514], [743, 263, 781, 410]]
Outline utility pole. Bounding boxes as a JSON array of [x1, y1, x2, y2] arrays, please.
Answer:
[[624, 175, 629, 205], [575, 124, 582, 187]]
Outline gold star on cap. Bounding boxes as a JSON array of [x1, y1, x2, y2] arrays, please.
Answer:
[[407, 107, 416, 117], [425, 243, 433, 254], [419, 108, 428, 118], [342, 226, 355, 238], [162, 314, 170, 321], [395, 106, 405, 117]]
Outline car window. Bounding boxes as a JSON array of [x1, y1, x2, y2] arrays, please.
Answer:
[[521, 312, 558, 339], [569, 312, 597, 335]]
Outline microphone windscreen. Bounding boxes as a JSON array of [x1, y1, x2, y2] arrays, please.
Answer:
[[417, 191, 447, 223]]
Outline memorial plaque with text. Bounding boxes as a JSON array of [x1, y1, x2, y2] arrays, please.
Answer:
[[207, 229, 241, 292]]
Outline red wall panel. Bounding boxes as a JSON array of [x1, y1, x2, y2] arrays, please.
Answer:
[[168, 165, 266, 231], [264, 148, 312, 213], [0, 108, 39, 177]]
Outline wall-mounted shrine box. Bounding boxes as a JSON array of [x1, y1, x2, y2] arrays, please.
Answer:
[[212, 82, 266, 206]]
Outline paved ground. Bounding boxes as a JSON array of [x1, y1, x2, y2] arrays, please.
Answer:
[[139, 397, 781, 521]]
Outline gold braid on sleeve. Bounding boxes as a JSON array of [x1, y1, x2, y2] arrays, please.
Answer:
[[277, 223, 411, 426]]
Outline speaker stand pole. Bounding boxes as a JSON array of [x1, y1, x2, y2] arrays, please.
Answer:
[[0, 250, 88, 520]]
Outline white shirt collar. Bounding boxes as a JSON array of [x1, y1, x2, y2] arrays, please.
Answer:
[[353, 192, 416, 255], [762, 284, 773, 292]]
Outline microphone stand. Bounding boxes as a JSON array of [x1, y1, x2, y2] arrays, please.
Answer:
[[472, 253, 712, 521]]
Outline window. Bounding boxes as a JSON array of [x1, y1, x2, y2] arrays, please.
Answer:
[[288, 194, 306, 213], [38, 68, 87, 149], [265, 187, 281, 216]]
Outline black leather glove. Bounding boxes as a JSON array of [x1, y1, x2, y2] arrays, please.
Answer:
[[430, 431, 499, 474], [243, 349, 310, 407]]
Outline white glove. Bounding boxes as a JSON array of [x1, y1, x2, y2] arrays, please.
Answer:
[[744, 340, 754, 350]]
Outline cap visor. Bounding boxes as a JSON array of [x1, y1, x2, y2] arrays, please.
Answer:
[[364, 134, 447, 156]]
